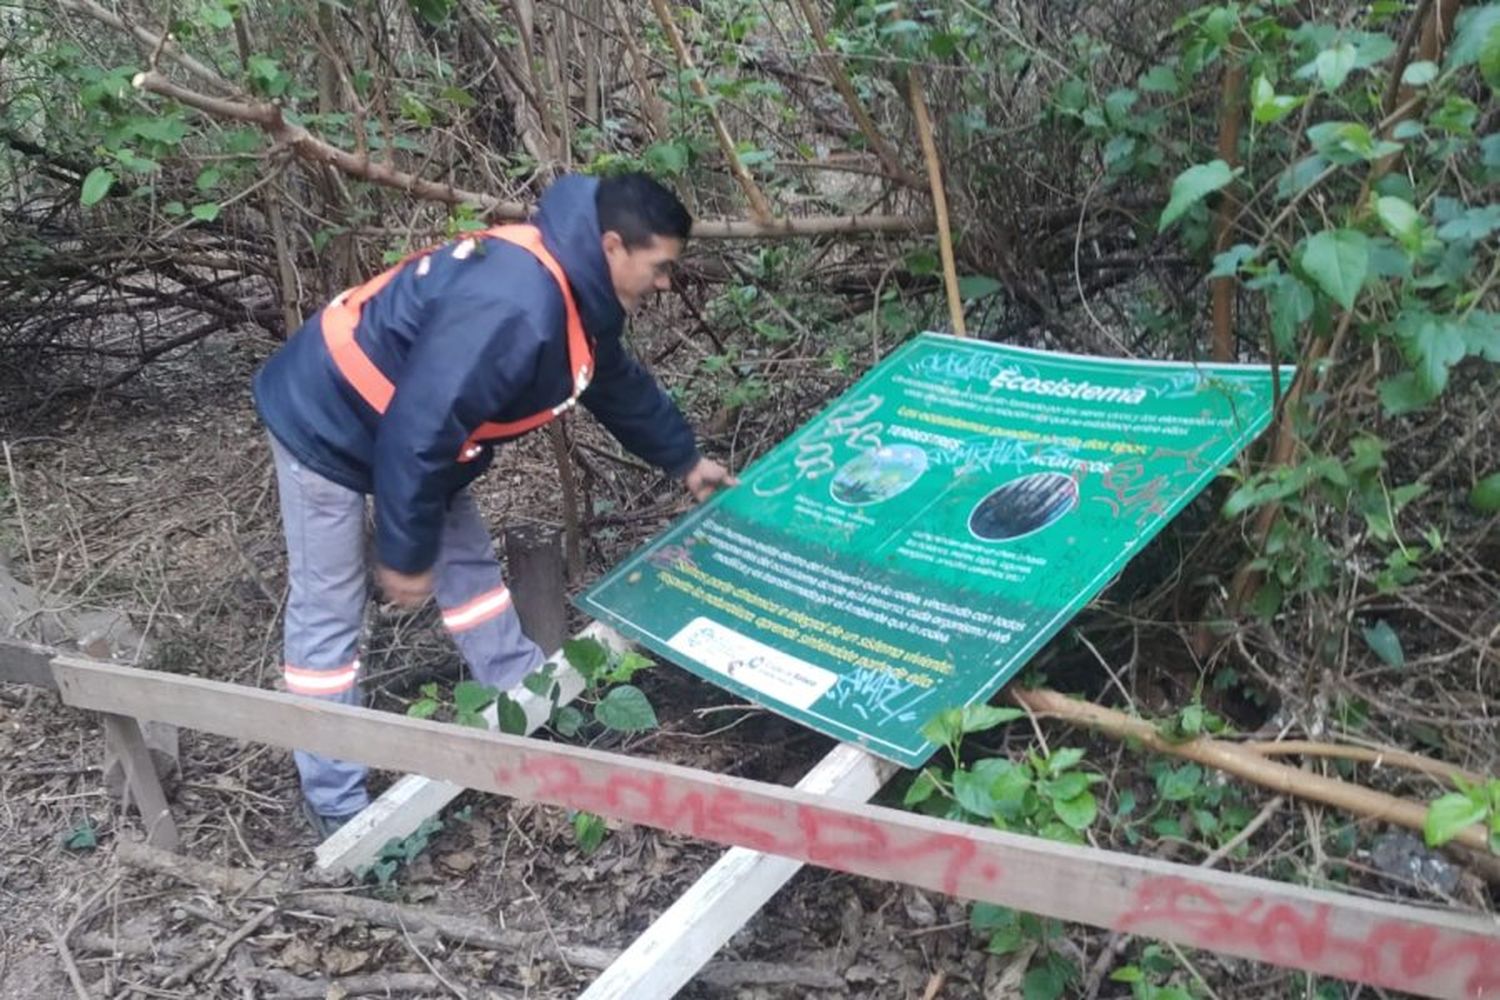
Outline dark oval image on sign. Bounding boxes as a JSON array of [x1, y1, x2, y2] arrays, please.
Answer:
[[969, 472, 1079, 541]]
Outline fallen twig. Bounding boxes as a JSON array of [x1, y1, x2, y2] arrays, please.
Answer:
[[48, 927, 91, 1000], [162, 905, 275, 987], [115, 841, 845, 988]]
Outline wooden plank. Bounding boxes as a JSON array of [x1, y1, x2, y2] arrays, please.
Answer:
[[101, 712, 180, 850], [314, 622, 626, 873], [579, 742, 895, 1000], [0, 637, 59, 689], [48, 655, 1500, 1000]]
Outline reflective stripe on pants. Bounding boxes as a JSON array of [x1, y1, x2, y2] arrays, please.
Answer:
[[269, 436, 542, 819]]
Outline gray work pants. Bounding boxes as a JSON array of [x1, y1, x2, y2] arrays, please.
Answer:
[[269, 435, 543, 817]]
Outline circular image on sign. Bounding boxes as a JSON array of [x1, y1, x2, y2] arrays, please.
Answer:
[[829, 444, 928, 506], [969, 472, 1079, 541]]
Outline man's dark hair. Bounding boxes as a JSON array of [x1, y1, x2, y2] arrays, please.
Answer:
[[596, 173, 692, 248]]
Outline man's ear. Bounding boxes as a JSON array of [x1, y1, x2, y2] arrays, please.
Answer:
[[601, 230, 625, 255]]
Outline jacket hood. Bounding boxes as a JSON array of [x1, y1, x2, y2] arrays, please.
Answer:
[[534, 174, 624, 343]]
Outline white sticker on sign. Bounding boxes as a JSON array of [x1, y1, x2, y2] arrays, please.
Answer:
[[668, 617, 838, 710]]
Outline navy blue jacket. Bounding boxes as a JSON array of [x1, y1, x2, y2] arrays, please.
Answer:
[[254, 175, 699, 573]]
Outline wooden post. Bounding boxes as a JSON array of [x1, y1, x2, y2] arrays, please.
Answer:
[[579, 743, 895, 999], [504, 522, 567, 655], [103, 718, 178, 803], [101, 713, 179, 850]]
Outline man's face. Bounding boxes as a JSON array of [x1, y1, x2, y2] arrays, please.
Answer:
[[602, 232, 682, 313]]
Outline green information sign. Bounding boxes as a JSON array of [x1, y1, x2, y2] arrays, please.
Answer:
[[579, 335, 1281, 767]]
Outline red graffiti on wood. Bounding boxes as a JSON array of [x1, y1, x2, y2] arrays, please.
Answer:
[[496, 757, 1002, 896], [1119, 876, 1500, 997]]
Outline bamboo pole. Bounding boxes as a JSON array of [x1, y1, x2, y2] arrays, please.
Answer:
[[907, 68, 965, 337], [789, 0, 919, 188], [646, 0, 775, 223]]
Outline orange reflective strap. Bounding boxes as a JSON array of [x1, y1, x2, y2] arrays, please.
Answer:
[[320, 225, 594, 460]]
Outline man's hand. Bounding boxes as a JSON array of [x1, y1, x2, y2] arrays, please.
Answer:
[[377, 565, 435, 607], [682, 457, 738, 501]]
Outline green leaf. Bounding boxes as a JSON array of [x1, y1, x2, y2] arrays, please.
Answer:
[[953, 766, 998, 817], [63, 821, 98, 851], [1053, 790, 1097, 831], [1436, 205, 1500, 242], [552, 704, 585, 738], [80, 167, 114, 206], [453, 680, 499, 716], [1374, 196, 1423, 250], [1378, 372, 1435, 415], [246, 55, 289, 97], [410, 0, 455, 26], [1466, 312, 1500, 362], [962, 704, 1024, 734], [991, 764, 1032, 820], [1157, 764, 1203, 801], [1139, 64, 1179, 94], [1266, 274, 1315, 354], [522, 665, 557, 698], [1299, 229, 1369, 309], [920, 708, 962, 748], [190, 202, 221, 222], [970, 901, 1015, 932], [573, 811, 607, 853], [1315, 43, 1357, 90], [1402, 60, 1439, 85], [130, 116, 187, 145], [1360, 619, 1405, 668], [1397, 313, 1467, 395], [494, 692, 528, 734], [195, 167, 222, 192], [1424, 792, 1487, 846], [957, 275, 1004, 301], [605, 650, 654, 684], [1446, 5, 1500, 70], [594, 685, 657, 732], [440, 85, 477, 109], [203, 5, 234, 29], [563, 637, 610, 681], [1041, 771, 1091, 800], [1277, 154, 1328, 200], [1022, 960, 1070, 1000], [904, 769, 940, 806], [1469, 473, 1500, 513], [1047, 748, 1085, 773], [1158, 159, 1236, 231], [1250, 76, 1304, 124], [1481, 21, 1500, 90], [1307, 121, 1402, 164], [407, 698, 439, 720], [1209, 243, 1257, 278]]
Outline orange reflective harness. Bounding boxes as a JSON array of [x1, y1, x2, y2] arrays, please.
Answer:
[[321, 225, 593, 462]]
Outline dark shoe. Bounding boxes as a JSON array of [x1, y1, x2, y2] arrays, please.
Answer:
[[301, 798, 362, 839]]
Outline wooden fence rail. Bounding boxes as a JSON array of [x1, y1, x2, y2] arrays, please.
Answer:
[[24, 652, 1497, 1000]]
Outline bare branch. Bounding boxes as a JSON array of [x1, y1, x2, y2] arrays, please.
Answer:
[[56, 0, 239, 95], [130, 71, 929, 239]]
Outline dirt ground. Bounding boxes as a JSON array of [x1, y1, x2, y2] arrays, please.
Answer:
[[0, 324, 1014, 1000], [1, 317, 1494, 1000]]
